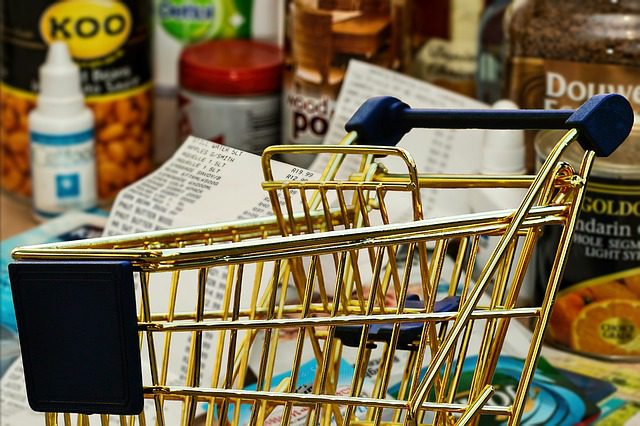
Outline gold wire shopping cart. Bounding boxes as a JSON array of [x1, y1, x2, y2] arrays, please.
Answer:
[[8, 94, 634, 426]]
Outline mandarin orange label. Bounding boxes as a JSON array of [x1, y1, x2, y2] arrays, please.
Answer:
[[549, 270, 640, 357], [537, 165, 640, 359]]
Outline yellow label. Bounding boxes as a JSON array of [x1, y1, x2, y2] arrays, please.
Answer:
[[599, 317, 637, 346], [581, 196, 640, 217], [40, 0, 132, 60]]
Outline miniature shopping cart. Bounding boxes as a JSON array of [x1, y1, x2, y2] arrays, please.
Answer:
[[8, 94, 633, 426]]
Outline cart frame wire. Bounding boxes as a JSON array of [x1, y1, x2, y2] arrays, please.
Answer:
[[8, 94, 634, 426]]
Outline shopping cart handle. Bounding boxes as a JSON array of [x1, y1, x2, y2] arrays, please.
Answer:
[[334, 295, 460, 350], [345, 94, 633, 157]]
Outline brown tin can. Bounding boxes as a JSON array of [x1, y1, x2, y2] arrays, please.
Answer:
[[535, 129, 640, 360]]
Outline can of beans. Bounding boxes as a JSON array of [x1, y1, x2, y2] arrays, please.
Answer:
[[535, 129, 640, 360], [1, 0, 152, 201]]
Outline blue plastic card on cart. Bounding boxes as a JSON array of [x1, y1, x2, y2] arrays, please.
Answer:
[[8, 260, 143, 415]]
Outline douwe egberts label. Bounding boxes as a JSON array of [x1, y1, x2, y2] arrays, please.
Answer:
[[509, 57, 640, 115], [508, 57, 640, 171]]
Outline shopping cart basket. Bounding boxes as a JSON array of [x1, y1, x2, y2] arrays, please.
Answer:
[[8, 94, 633, 426]]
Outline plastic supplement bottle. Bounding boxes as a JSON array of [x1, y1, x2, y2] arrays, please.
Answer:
[[178, 39, 283, 155], [28, 42, 97, 220]]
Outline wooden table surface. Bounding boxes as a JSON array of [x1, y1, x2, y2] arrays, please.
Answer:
[[1, 192, 38, 239]]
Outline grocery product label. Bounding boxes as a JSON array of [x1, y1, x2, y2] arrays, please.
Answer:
[[30, 130, 97, 216], [538, 177, 640, 358], [39, 0, 132, 59], [2, 0, 150, 97], [178, 90, 280, 155], [282, 88, 335, 145], [576, 180, 640, 265], [157, 0, 252, 42], [508, 56, 640, 170], [549, 270, 640, 357], [153, 0, 277, 89], [509, 57, 640, 116], [281, 82, 336, 168]]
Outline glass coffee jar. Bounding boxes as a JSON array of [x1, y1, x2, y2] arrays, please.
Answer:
[[506, 0, 640, 171]]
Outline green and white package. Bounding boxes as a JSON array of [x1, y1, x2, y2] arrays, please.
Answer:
[[153, 0, 281, 89]]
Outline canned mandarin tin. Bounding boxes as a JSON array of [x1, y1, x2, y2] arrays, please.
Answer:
[[535, 129, 640, 360]]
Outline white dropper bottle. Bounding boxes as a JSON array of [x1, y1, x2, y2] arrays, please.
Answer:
[[471, 100, 534, 304], [29, 42, 96, 220]]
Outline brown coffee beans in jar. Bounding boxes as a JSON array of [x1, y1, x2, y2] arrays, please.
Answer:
[[506, 0, 640, 171]]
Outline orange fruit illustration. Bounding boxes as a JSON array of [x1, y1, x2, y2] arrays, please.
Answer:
[[624, 274, 640, 298], [588, 281, 637, 302], [570, 299, 640, 356], [549, 292, 585, 346]]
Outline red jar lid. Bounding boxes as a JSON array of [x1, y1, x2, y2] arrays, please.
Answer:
[[180, 39, 283, 96]]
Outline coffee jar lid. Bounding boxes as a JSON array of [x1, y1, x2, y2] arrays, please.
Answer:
[[535, 127, 640, 179], [180, 39, 283, 96]]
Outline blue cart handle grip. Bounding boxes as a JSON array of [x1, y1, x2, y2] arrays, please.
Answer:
[[344, 94, 634, 157], [334, 295, 461, 351]]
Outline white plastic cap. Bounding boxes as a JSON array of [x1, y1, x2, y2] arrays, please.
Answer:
[[37, 42, 85, 113], [481, 100, 526, 174]]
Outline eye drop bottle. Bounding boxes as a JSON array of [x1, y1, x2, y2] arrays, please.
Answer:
[[28, 42, 97, 220]]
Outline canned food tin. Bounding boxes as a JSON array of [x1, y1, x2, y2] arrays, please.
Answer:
[[535, 129, 640, 360], [1, 0, 152, 201]]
